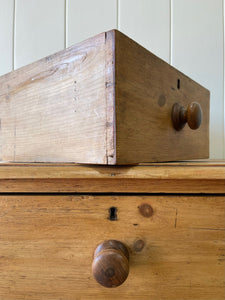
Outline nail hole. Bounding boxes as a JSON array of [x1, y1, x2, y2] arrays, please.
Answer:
[[177, 79, 180, 89], [109, 207, 117, 221]]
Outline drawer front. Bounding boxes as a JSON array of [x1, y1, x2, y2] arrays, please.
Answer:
[[0, 195, 224, 299], [115, 30, 210, 164]]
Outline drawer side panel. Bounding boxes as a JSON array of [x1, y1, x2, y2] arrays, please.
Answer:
[[0, 33, 109, 164]]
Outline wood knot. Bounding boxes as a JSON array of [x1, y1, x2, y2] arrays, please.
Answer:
[[138, 203, 153, 218], [133, 239, 145, 252], [158, 95, 166, 107]]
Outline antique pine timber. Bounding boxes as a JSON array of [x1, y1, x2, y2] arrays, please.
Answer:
[[0, 161, 224, 299], [0, 30, 209, 164]]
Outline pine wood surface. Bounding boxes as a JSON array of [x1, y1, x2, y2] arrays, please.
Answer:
[[0, 31, 111, 164], [0, 160, 224, 193], [0, 194, 224, 300], [0, 29, 209, 164], [115, 30, 209, 164]]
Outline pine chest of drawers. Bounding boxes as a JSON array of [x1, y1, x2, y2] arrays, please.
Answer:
[[0, 161, 224, 299]]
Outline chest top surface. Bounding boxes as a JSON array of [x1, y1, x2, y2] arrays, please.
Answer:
[[0, 160, 224, 194]]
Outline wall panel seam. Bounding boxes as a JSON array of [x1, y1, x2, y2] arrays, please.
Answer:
[[169, 0, 172, 65], [118, 0, 120, 30], [64, 0, 67, 49], [116, 0, 118, 29], [223, 0, 225, 158], [170, 0, 173, 65], [12, 0, 16, 70], [65, 0, 68, 47]]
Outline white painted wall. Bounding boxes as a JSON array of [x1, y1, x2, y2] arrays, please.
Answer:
[[0, 0, 224, 158]]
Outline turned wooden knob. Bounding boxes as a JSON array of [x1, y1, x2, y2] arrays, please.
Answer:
[[92, 240, 129, 288], [172, 102, 202, 131]]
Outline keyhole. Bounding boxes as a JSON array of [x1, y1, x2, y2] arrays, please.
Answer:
[[109, 207, 117, 221], [177, 79, 180, 89]]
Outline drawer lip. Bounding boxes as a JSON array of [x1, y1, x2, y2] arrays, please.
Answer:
[[0, 179, 224, 194], [0, 161, 224, 194]]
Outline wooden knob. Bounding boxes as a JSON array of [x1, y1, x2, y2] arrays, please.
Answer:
[[92, 240, 129, 288], [172, 102, 202, 131]]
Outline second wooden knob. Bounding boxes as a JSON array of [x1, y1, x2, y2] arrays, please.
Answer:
[[92, 240, 129, 288]]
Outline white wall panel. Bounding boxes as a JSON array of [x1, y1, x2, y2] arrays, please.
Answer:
[[0, 0, 224, 158], [0, 0, 14, 76], [223, 0, 225, 158], [118, 0, 170, 62], [15, 0, 65, 69], [172, 0, 224, 158], [67, 0, 117, 47]]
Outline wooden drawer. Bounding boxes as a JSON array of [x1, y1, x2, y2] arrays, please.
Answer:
[[0, 30, 209, 164], [0, 194, 224, 300]]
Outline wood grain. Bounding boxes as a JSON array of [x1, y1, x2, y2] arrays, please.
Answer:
[[0, 32, 111, 164], [115, 30, 210, 164], [0, 194, 224, 299], [0, 161, 224, 193], [105, 30, 116, 164], [0, 29, 210, 165]]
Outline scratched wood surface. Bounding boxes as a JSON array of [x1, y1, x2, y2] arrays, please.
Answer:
[[0, 161, 224, 193], [0, 195, 224, 300], [0, 31, 113, 164]]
